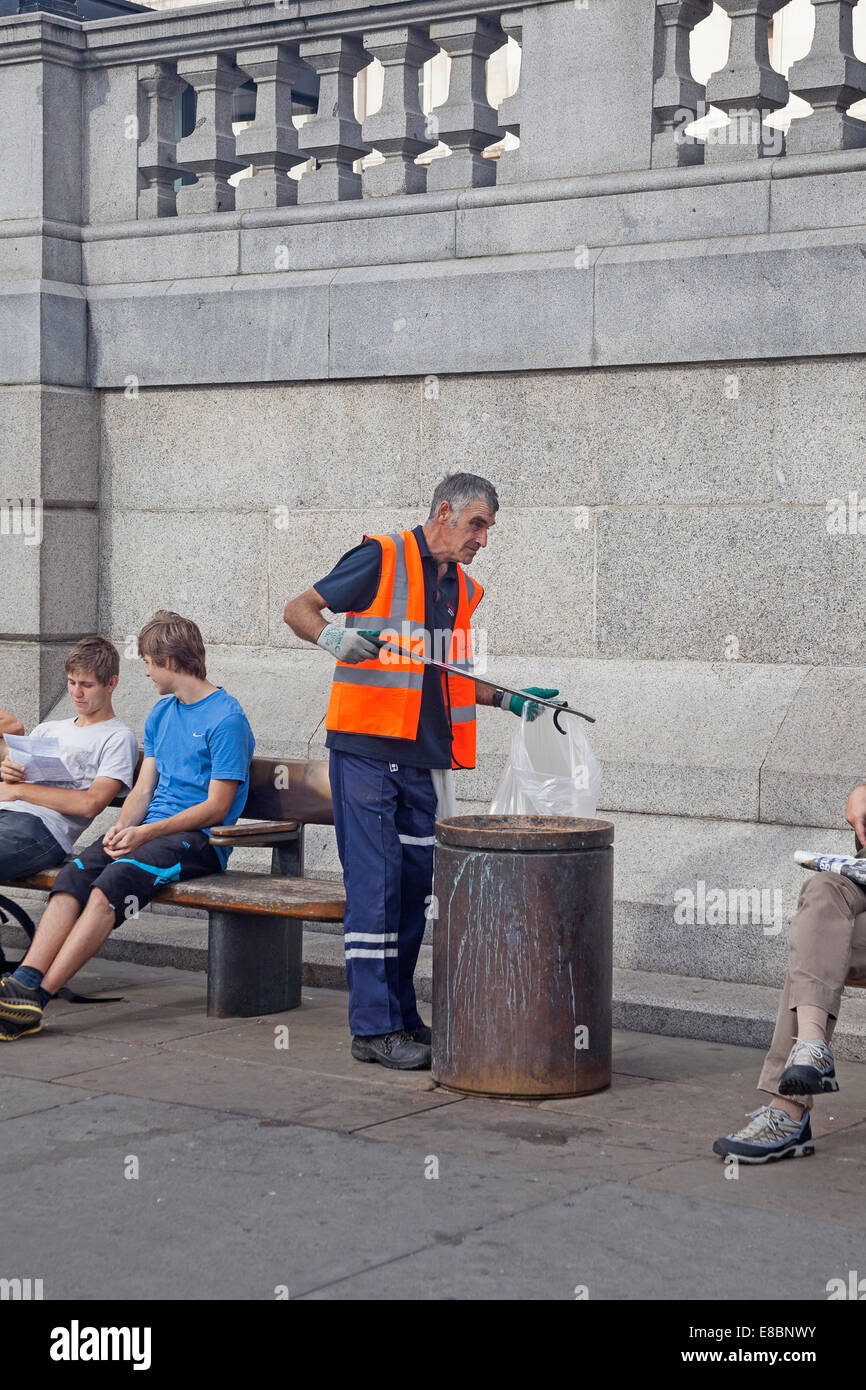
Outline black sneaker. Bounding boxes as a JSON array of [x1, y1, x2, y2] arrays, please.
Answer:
[[407, 1022, 431, 1046], [0, 975, 42, 1026], [0, 1011, 42, 1041], [351, 1031, 431, 1070]]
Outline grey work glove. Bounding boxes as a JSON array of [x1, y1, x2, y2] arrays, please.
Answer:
[[316, 624, 381, 665]]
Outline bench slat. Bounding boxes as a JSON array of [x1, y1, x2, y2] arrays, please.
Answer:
[[209, 820, 299, 844], [3, 868, 345, 922]]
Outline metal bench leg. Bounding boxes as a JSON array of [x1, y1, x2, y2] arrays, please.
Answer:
[[207, 910, 302, 1018]]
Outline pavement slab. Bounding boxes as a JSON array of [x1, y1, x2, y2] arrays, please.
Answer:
[[0, 1104, 601, 1300], [52, 1051, 465, 1131], [355, 1094, 710, 1178], [2, 959, 865, 1300], [299, 1181, 866, 1302], [0, 1075, 95, 1121]]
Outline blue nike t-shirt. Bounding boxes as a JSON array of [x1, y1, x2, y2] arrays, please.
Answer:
[[142, 688, 255, 869]]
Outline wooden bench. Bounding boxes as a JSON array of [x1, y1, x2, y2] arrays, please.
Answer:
[[0, 754, 345, 1018]]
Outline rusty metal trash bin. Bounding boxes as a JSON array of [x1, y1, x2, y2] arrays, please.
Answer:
[[431, 815, 614, 1100]]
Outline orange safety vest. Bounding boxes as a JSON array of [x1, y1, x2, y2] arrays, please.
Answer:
[[325, 530, 484, 770]]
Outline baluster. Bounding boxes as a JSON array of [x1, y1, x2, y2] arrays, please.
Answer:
[[425, 16, 506, 190], [296, 37, 372, 203], [361, 26, 438, 196], [704, 0, 789, 161], [234, 44, 308, 208], [786, 0, 866, 153], [175, 53, 245, 214], [652, 0, 714, 167], [137, 61, 185, 218], [496, 10, 523, 142]]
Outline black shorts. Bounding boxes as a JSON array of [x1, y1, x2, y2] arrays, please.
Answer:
[[51, 830, 222, 929]]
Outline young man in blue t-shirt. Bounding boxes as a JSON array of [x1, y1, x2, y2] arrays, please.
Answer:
[[0, 611, 254, 1041]]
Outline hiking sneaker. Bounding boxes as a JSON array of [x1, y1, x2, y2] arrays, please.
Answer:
[[778, 1038, 839, 1096], [351, 1031, 431, 1070], [407, 1022, 431, 1046], [0, 1011, 42, 1041], [712, 1105, 814, 1164], [0, 975, 42, 1025]]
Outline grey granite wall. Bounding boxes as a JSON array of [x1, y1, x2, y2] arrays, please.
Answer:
[[94, 355, 866, 831]]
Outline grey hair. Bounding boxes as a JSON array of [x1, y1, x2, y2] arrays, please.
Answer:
[[427, 472, 499, 523]]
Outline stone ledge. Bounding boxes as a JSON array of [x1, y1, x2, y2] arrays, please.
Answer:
[[78, 230, 866, 385], [10, 909, 866, 1062]]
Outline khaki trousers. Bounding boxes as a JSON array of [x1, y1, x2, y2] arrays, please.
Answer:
[[758, 872, 866, 1096]]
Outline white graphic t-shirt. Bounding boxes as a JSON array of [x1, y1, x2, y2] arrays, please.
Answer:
[[5, 716, 138, 854]]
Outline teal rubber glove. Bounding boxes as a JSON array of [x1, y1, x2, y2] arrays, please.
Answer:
[[507, 687, 560, 721]]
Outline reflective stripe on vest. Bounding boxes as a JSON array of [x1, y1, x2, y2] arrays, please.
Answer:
[[325, 529, 484, 768]]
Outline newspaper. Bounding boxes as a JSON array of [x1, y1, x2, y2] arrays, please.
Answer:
[[794, 850, 866, 887]]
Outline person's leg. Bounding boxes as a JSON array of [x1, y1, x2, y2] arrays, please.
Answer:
[[40, 888, 117, 995], [0, 831, 219, 1037], [20, 838, 114, 973], [394, 766, 436, 1033], [0, 810, 66, 880], [330, 752, 404, 1037], [756, 873, 866, 1099], [715, 872, 866, 1161], [42, 830, 221, 996]]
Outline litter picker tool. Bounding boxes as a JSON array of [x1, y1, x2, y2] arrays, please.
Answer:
[[360, 633, 595, 730]]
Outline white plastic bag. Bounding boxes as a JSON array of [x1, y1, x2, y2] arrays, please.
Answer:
[[489, 708, 601, 817]]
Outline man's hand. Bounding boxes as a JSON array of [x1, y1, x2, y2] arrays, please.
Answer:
[[316, 624, 382, 665], [0, 757, 27, 784], [845, 784, 866, 847], [103, 824, 152, 859], [503, 688, 560, 722]]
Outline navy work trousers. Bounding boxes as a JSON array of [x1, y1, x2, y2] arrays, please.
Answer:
[[329, 750, 437, 1037]]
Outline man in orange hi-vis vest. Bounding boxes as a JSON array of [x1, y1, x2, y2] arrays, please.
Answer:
[[284, 473, 558, 1071]]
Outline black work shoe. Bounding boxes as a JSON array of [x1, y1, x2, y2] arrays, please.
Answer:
[[407, 1022, 431, 1046], [0, 975, 42, 1026], [351, 1031, 431, 1070]]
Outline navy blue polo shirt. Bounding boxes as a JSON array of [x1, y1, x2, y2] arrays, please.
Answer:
[[315, 525, 462, 768]]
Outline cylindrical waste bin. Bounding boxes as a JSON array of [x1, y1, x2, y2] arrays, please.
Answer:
[[432, 815, 613, 1100]]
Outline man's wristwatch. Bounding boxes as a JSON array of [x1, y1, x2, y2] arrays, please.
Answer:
[[492, 689, 505, 709]]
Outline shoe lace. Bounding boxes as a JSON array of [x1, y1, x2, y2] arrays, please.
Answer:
[[789, 1039, 830, 1068], [737, 1106, 796, 1142]]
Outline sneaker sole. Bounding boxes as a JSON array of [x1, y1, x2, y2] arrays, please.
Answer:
[[350, 1043, 430, 1070], [713, 1141, 815, 1164], [0, 1020, 42, 1041], [778, 1066, 839, 1096]]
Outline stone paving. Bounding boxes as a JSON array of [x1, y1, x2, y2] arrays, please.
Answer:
[[2, 957, 865, 1301]]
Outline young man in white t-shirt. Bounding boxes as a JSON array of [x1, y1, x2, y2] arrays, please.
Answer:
[[0, 636, 138, 884]]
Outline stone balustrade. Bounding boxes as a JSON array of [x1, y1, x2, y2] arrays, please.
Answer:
[[652, 0, 866, 168], [1, 0, 864, 226], [124, 0, 866, 217], [125, 3, 519, 216]]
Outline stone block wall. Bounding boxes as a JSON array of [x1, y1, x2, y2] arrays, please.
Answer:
[[93, 354, 866, 833]]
